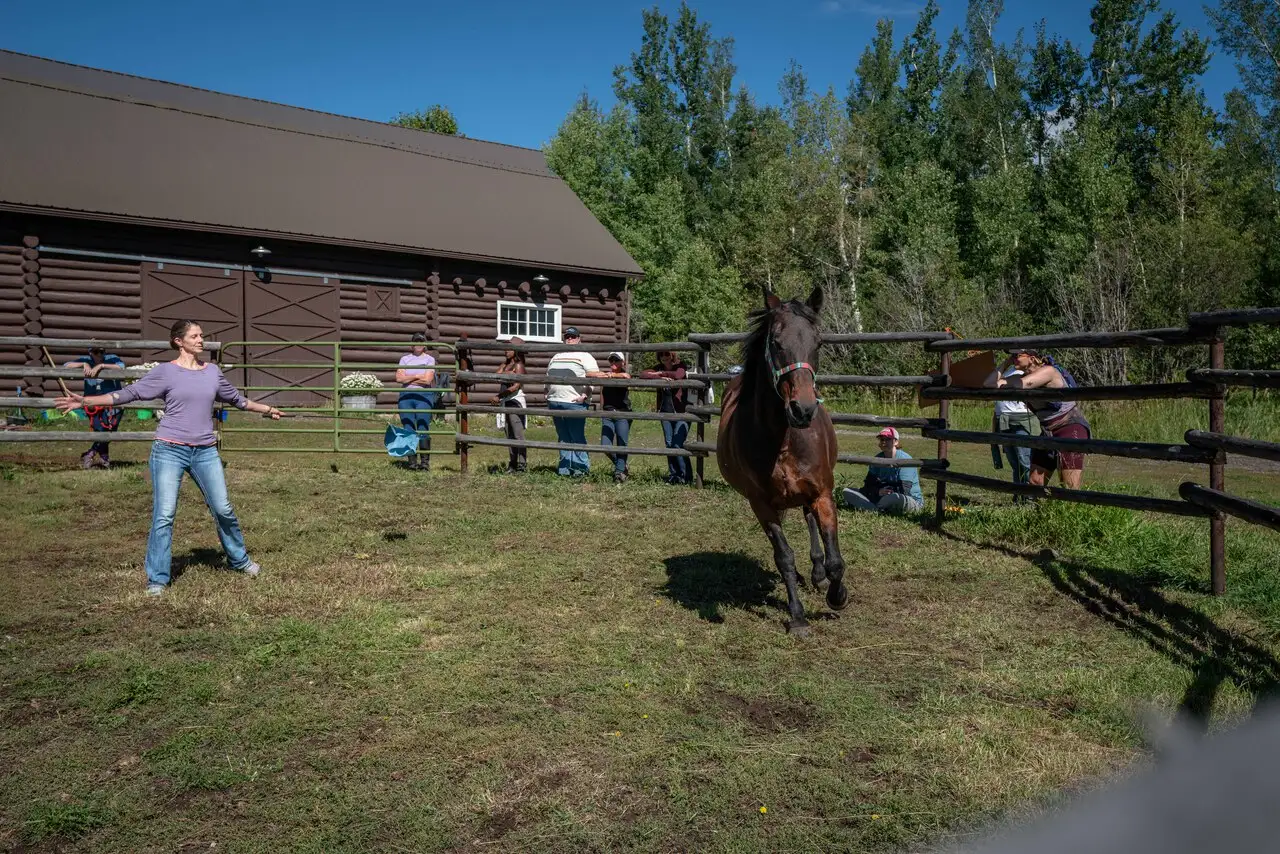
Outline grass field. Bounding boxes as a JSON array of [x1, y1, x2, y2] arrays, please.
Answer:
[[1, 405, 1278, 852]]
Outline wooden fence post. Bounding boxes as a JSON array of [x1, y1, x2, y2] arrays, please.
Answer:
[[457, 339, 470, 475], [695, 342, 710, 488], [1209, 328, 1226, 595], [934, 351, 952, 525]]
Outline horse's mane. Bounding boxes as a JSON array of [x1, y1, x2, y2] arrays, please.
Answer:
[[741, 299, 819, 392]]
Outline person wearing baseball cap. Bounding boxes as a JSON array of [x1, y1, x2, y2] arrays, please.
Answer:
[[840, 426, 925, 514], [546, 327, 609, 477]]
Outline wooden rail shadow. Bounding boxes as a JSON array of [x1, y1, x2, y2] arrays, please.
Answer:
[[934, 529, 1280, 729]]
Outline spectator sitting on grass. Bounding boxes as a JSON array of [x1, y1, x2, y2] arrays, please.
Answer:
[[840, 427, 924, 514]]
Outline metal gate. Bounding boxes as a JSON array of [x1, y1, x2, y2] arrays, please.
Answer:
[[218, 340, 457, 454]]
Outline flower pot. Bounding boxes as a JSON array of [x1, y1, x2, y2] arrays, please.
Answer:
[[342, 395, 377, 410]]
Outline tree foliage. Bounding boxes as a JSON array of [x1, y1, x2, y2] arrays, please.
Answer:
[[391, 104, 461, 136], [546, 0, 1280, 377]]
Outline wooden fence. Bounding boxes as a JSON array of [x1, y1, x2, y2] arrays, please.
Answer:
[[4, 314, 1278, 594], [461, 308, 1278, 595]]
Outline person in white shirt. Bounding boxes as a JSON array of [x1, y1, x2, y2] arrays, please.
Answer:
[[992, 365, 1036, 487], [546, 327, 609, 477]]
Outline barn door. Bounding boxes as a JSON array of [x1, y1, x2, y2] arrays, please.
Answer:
[[141, 262, 246, 376], [244, 269, 339, 406]]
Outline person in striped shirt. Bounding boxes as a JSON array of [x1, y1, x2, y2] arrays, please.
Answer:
[[546, 327, 609, 477]]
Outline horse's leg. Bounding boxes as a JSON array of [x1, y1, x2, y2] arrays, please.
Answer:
[[812, 492, 849, 611], [803, 507, 827, 589], [753, 500, 810, 636]]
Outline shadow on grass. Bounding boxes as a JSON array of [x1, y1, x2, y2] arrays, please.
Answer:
[[936, 528, 1280, 729], [661, 551, 780, 624], [170, 547, 231, 583]]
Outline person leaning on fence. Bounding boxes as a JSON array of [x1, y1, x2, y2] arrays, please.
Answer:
[[546, 327, 609, 477], [840, 427, 925, 514], [600, 351, 633, 484], [640, 350, 692, 485], [396, 332, 437, 472], [985, 349, 1091, 490], [63, 346, 127, 469], [53, 319, 282, 597], [991, 364, 1038, 490], [493, 337, 528, 474]]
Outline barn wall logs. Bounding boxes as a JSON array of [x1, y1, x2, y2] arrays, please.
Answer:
[[0, 238, 30, 375], [0, 214, 634, 405], [30, 253, 144, 396], [338, 279, 433, 402], [432, 267, 628, 406]]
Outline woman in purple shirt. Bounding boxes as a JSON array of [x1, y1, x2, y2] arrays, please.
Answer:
[[55, 320, 282, 597]]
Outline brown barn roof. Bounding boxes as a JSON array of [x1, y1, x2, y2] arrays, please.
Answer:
[[0, 51, 643, 278]]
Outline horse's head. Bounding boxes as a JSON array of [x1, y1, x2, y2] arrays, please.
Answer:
[[756, 284, 824, 428]]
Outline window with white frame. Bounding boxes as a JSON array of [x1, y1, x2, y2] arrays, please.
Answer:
[[497, 300, 561, 341]]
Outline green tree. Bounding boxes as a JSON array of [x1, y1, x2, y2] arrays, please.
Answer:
[[390, 104, 460, 135]]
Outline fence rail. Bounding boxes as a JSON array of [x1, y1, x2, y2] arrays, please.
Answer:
[[1179, 483, 1280, 532], [925, 327, 1209, 352], [1186, 369, 1280, 389], [456, 403, 704, 423], [920, 382, 1215, 402], [922, 427, 1219, 465], [922, 469, 1214, 517], [1184, 430, 1280, 464], [0, 336, 223, 351]]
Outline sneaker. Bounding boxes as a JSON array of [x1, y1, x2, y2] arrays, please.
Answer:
[[238, 561, 261, 578], [613, 471, 627, 484], [145, 584, 165, 597], [81, 452, 97, 470]]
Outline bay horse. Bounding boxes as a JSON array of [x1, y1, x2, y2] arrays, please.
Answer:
[[717, 285, 847, 636]]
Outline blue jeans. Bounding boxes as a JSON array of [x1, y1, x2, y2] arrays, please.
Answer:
[[1001, 425, 1032, 485], [548, 401, 589, 475], [601, 415, 631, 474], [146, 442, 250, 587], [662, 419, 691, 482], [399, 391, 437, 453]]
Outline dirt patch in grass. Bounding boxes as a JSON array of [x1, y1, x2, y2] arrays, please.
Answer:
[[704, 687, 818, 733]]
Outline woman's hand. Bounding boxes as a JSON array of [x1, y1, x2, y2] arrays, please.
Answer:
[[54, 393, 84, 414], [264, 406, 283, 420]]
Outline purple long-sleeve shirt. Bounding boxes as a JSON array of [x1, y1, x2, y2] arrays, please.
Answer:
[[113, 362, 248, 445]]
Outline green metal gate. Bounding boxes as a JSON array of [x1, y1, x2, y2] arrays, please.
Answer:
[[217, 340, 457, 454]]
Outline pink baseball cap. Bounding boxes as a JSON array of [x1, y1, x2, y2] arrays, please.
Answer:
[[877, 427, 900, 440]]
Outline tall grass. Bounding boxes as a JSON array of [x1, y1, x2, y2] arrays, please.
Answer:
[[948, 500, 1280, 636]]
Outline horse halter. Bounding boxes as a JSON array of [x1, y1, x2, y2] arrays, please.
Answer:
[[764, 329, 821, 403]]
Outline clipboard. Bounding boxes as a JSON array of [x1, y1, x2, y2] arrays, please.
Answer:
[[918, 350, 997, 409]]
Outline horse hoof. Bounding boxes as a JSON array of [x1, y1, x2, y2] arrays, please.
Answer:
[[827, 583, 849, 611], [786, 620, 812, 638]]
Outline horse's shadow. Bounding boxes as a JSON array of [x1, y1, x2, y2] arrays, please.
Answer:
[[935, 529, 1280, 728], [661, 552, 782, 624]]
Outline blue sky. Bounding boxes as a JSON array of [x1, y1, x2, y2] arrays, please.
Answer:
[[3, 0, 1236, 151]]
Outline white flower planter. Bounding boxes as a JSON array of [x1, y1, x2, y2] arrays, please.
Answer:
[[342, 394, 378, 410]]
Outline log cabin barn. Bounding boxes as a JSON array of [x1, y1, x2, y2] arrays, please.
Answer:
[[0, 50, 642, 404]]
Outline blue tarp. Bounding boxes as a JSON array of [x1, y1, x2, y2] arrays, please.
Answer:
[[383, 424, 420, 457]]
